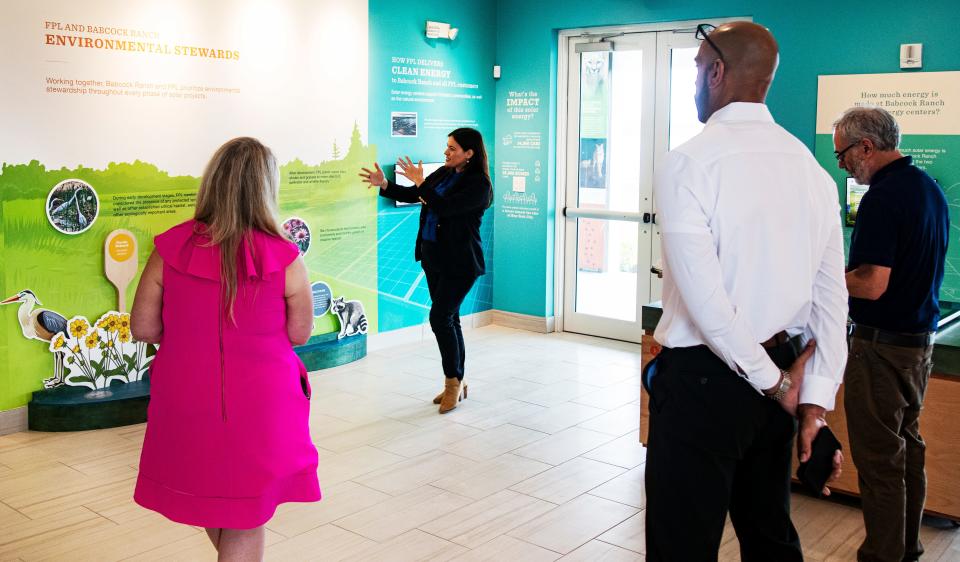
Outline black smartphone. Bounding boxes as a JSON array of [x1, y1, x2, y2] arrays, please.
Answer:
[[300, 371, 312, 400], [796, 426, 842, 498]]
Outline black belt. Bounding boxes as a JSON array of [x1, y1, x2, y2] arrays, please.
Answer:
[[850, 324, 935, 348]]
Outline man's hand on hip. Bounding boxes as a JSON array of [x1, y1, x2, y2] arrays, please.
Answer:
[[797, 403, 843, 496]]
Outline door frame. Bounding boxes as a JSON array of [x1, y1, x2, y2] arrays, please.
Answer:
[[560, 30, 657, 342], [553, 16, 748, 339]]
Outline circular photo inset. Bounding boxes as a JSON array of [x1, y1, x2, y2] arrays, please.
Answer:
[[282, 217, 311, 255], [311, 281, 333, 317], [46, 179, 99, 235]]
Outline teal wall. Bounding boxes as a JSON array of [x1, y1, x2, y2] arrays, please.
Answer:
[[369, 0, 497, 331], [492, 0, 960, 317]]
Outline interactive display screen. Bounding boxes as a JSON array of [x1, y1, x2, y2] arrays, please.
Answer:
[[845, 177, 869, 227]]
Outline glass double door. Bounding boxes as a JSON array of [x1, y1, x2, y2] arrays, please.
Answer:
[[561, 28, 704, 342]]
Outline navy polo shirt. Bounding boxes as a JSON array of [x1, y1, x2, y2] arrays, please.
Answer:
[[848, 156, 949, 333]]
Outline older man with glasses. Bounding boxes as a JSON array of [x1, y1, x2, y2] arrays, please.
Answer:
[[834, 106, 949, 562], [645, 21, 848, 561]]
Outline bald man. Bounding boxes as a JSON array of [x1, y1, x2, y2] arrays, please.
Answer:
[[645, 22, 848, 560]]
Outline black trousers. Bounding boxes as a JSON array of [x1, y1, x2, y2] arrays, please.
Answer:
[[644, 342, 802, 562], [423, 268, 478, 380]]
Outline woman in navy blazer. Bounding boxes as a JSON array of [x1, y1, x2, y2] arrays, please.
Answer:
[[360, 128, 493, 413]]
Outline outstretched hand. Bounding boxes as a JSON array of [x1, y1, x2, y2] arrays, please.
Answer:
[[359, 163, 386, 189], [396, 156, 425, 187]]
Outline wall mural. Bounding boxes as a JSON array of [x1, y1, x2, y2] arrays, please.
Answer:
[[0, 0, 372, 411], [368, 0, 497, 332]]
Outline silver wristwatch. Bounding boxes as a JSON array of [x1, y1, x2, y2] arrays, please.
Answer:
[[769, 369, 792, 402]]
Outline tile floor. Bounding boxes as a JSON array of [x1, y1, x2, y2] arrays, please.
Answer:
[[0, 325, 958, 560]]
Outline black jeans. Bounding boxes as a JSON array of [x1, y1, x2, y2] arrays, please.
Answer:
[[423, 268, 477, 380], [645, 342, 802, 562]]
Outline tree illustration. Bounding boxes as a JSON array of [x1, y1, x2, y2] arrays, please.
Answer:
[[347, 121, 363, 159]]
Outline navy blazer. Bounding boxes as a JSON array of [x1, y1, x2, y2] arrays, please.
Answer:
[[380, 167, 493, 277]]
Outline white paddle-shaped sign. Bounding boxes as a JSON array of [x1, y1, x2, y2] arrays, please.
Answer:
[[104, 229, 138, 312]]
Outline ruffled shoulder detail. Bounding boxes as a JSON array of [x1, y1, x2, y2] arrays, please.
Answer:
[[154, 220, 299, 281], [239, 229, 300, 280], [154, 220, 219, 280]]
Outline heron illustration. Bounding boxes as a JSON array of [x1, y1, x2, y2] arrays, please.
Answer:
[[1, 290, 69, 388]]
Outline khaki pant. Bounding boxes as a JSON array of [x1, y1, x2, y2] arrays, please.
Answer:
[[844, 335, 933, 562]]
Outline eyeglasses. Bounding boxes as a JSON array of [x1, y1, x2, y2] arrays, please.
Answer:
[[696, 24, 726, 64], [834, 140, 861, 162]]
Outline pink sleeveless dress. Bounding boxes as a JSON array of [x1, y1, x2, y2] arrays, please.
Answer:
[[134, 220, 321, 529]]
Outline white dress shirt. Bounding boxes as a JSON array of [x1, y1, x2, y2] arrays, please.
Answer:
[[653, 102, 848, 410]]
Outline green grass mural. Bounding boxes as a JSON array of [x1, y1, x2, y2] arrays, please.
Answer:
[[0, 125, 377, 410]]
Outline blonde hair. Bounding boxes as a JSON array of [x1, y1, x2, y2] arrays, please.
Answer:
[[194, 137, 283, 320]]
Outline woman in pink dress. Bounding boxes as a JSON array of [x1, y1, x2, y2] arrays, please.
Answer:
[[131, 137, 320, 560]]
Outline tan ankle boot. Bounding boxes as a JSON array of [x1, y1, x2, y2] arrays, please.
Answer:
[[434, 379, 467, 404], [438, 378, 467, 413]]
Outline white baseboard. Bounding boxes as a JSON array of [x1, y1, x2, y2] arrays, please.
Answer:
[[491, 310, 556, 333], [0, 407, 28, 436], [367, 310, 494, 353]]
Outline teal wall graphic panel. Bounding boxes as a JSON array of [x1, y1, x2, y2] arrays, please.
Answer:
[[369, 0, 498, 331]]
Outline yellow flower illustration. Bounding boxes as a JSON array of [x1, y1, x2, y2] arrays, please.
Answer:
[[106, 340, 114, 348], [85, 332, 100, 349], [69, 318, 89, 338], [100, 314, 115, 333], [118, 328, 132, 343], [53, 334, 66, 350], [72, 345, 81, 354], [118, 314, 130, 331]]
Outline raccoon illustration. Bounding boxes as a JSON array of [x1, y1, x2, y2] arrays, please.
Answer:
[[331, 297, 367, 339]]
